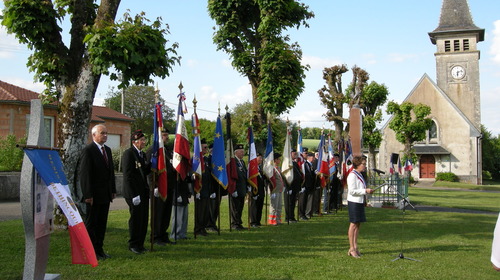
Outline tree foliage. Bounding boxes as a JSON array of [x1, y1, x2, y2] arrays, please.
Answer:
[[481, 125, 500, 179], [386, 101, 433, 173], [104, 85, 175, 135], [208, 0, 313, 132]]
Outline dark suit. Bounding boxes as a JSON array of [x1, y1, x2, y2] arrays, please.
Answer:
[[231, 158, 247, 229], [79, 142, 116, 256], [284, 161, 303, 222], [122, 146, 150, 250], [194, 155, 211, 235], [249, 166, 266, 226], [300, 160, 316, 218]]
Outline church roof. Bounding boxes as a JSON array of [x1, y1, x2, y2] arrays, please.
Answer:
[[414, 145, 450, 155], [429, 0, 484, 44]]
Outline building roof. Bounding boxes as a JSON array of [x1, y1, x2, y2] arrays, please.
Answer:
[[0, 80, 134, 122], [429, 0, 484, 44], [414, 145, 450, 155]]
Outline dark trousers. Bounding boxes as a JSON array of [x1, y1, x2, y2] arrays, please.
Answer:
[[84, 202, 110, 254], [126, 198, 149, 249], [230, 195, 245, 228], [298, 191, 309, 218], [312, 187, 321, 214], [194, 197, 209, 234], [153, 195, 173, 242], [249, 195, 264, 226], [284, 191, 297, 221], [305, 190, 314, 218], [207, 195, 221, 230]]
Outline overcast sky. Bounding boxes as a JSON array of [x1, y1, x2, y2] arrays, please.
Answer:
[[1, 0, 499, 134]]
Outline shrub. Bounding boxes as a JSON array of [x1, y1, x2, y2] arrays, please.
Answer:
[[0, 135, 27, 171], [435, 172, 459, 182], [482, 170, 492, 180]]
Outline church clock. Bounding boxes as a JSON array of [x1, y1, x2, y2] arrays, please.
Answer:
[[450, 65, 465, 80]]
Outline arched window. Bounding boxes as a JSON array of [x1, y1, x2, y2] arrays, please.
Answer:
[[428, 120, 438, 143]]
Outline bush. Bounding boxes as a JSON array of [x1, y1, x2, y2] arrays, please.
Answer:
[[436, 172, 459, 182], [0, 135, 26, 171], [482, 170, 492, 180]]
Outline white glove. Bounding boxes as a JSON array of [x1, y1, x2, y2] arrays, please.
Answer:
[[231, 192, 238, 198], [210, 193, 216, 199], [132, 195, 141, 206], [252, 195, 258, 201], [288, 190, 292, 195], [247, 186, 252, 192], [154, 188, 159, 197], [196, 193, 201, 199], [177, 196, 182, 203], [300, 187, 305, 193], [271, 193, 276, 199]]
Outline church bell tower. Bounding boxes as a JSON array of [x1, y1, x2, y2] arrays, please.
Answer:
[[428, 0, 484, 130]]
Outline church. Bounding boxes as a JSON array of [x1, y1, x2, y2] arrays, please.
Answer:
[[379, 0, 484, 184]]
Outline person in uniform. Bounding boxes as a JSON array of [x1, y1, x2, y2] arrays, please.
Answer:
[[230, 144, 247, 230], [122, 130, 150, 254], [268, 153, 283, 226], [249, 153, 266, 228], [284, 149, 302, 223], [194, 140, 210, 237], [79, 124, 116, 260]]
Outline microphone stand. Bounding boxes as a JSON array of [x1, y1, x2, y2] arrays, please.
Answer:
[[388, 178, 420, 262]]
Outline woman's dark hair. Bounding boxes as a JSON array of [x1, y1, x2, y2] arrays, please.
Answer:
[[352, 156, 365, 169]]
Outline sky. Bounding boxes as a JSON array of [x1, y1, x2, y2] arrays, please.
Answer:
[[1, 0, 500, 135]]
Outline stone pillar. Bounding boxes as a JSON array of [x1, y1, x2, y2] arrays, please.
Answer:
[[349, 105, 363, 157], [20, 100, 59, 280]]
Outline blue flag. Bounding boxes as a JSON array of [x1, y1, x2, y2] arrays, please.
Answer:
[[211, 115, 228, 188]]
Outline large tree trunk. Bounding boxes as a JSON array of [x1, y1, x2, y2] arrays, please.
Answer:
[[250, 77, 267, 152]]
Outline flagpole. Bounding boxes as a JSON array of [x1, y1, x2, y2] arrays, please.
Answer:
[[150, 83, 160, 252], [225, 105, 232, 232], [193, 96, 198, 240], [247, 117, 252, 230], [217, 105, 222, 236]]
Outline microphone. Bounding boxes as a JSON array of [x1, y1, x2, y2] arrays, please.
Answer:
[[372, 168, 385, 175]]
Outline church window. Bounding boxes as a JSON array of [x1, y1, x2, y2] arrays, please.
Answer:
[[454, 40, 460, 51], [463, 39, 469, 51], [428, 120, 438, 144], [445, 40, 451, 52]]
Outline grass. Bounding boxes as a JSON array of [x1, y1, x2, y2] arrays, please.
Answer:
[[1, 183, 500, 279]]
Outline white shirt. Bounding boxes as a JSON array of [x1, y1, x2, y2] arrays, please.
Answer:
[[492, 213, 500, 269], [346, 170, 367, 203]]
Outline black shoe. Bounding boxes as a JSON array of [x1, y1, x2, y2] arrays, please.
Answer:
[[96, 251, 110, 260], [300, 217, 309, 221], [154, 240, 167, 246], [129, 247, 143, 255], [251, 224, 260, 228], [290, 219, 298, 223], [195, 231, 208, 236], [206, 227, 218, 232], [140, 247, 149, 253]]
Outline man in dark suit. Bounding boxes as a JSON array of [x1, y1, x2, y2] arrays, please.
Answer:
[[145, 128, 175, 246], [122, 130, 151, 254], [230, 144, 248, 230], [285, 149, 303, 223], [304, 152, 317, 219], [79, 124, 116, 260], [194, 140, 210, 237]]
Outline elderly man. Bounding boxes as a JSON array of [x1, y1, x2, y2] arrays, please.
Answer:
[[79, 124, 116, 260], [230, 144, 248, 230]]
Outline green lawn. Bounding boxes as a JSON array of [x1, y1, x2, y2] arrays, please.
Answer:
[[2, 186, 500, 280]]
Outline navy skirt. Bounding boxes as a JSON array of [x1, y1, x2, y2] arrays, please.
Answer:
[[348, 201, 366, 223]]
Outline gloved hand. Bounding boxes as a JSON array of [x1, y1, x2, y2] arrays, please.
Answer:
[[300, 187, 305, 193], [132, 195, 141, 206], [247, 186, 252, 193], [196, 193, 201, 199], [271, 193, 276, 199], [154, 188, 159, 197], [231, 192, 238, 198], [252, 195, 258, 201], [177, 196, 182, 203], [210, 193, 216, 199], [288, 190, 292, 195]]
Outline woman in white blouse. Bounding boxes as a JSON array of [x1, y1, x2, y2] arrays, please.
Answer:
[[347, 156, 374, 258]]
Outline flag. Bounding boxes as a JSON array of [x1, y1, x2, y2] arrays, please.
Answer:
[[264, 123, 276, 190], [281, 125, 294, 185], [327, 133, 337, 182], [191, 109, 204, 194], [173, 92, 191, 180], [296, 126, 305, 175], [404, 158, 413, 172], [23, 149, 98, 267], [225, 111, 238, 193], [389, 160, 395, 175], [316, 133, 329, 188], [211, 115, 228, 189], [247, 127, 259, 195], [397, 156, 402, 174], [151, 102, 168, 200]]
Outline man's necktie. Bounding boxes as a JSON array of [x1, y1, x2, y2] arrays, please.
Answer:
[[101, 146, 108, 165]]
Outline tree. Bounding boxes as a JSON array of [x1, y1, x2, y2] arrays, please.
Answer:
[[208, 0, 314, 146], [481, 125, 500, 179], [1, 1, 179, 192], [386, 101, 433, 176], [104, 85, 175, 135]]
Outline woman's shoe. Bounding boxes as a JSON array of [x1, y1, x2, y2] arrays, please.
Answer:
[[348, 250, 361, 258]]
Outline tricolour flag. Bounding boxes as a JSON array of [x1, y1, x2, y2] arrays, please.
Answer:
[[404, 158, 413, 172], [316, 133, 330, 188], [247, 127, 259, 195], [173, 92, 191, 180], [397, 156, 402, 174], [211, 115, 228, 188], [151, 102, 168, 200], [296, 126, 305, 175], [327, 133, 337, 183], [191, 110, 204, 193], [282, 125, 294, 185], [389, 160, 395, 175], [23, 149, 98, 267], [264, 123, 276, 191]]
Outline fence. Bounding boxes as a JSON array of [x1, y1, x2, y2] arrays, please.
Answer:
[[367, 175, 409, 208]]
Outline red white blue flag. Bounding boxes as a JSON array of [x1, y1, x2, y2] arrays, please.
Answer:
[[191, 110, 204, 193], [23, 149, 98, 267], [152, 102, 168, 200], [282, 125, 294, 185], [404, 158, 413, 172], [264, 123, 276, 191], [316, 133, 329, 188], [247, 127, 259, 194], [173, 92, 191, 180]]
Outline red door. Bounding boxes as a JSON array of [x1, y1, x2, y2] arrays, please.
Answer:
[[419, 155, 436, 178]]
